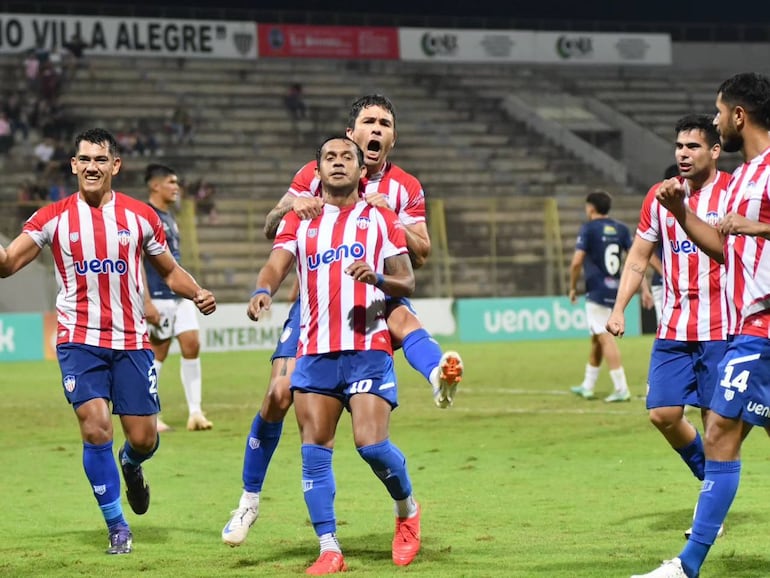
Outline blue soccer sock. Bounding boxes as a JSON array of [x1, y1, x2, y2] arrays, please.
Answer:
[[83, 441, 126, 530], [679, 459, 741, 577], [301, 444, 336, 537], [242, 414, 284, 493], [121, 435, 159, 467], [401, 328, 442, 384], [675, 430, 705, 481], [357, 439, 413, 501]]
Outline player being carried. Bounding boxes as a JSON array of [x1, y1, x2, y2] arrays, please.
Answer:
[[222, 94, 463, 547]]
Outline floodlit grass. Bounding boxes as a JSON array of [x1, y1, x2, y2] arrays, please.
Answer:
[[1, 337, 770, 577]]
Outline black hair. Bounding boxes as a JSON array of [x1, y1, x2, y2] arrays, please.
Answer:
[[585, 190, 612, 215], [144, 163, 176, 184], [74, 128, 119, 158], [663, 163, 679, 179], [674, 114, 721, 148], [346, 94, 396, 131], [316, 136, 365, 167], [717, 72, 770, 130]]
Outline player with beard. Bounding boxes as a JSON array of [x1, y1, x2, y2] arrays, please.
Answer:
[[222, 95, 463, 548], [632, 73, 770, 578]]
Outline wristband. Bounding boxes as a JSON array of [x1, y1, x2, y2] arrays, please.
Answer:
[[374, 273, 385, 288], [251, 288, 271, 299]]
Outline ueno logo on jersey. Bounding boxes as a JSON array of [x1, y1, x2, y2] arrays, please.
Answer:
[[669, 239, 698, 254], [307, 242, 365, 271], [74, 258, 129, 275]]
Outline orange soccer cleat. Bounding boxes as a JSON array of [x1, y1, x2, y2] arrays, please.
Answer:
[[392, 503, 421, 566], [306, 551, 348, 575]]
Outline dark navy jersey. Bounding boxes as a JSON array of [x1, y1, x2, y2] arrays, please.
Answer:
[[575, 217, 631, 306], [145, 203, 180, 300]]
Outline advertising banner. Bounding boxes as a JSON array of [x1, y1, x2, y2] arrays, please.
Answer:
[[0, 13, 257, 58], [399, 27, 671, 65], [456, 296, 641, 342], [257, 23, 399, 59], [0, 313, 44, 362]]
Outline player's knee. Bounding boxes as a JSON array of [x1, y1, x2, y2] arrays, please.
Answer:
[[386, 308, 421, 341], [263, 376, 293, 417], [648, 407, 683, 430]]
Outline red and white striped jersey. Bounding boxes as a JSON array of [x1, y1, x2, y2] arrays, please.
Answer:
[[23, 192, 167, 350], [287, 160, 426, 226], [637, 171, 730, 341], [721, 147, 770, 337], [273, 200, 407, 356]]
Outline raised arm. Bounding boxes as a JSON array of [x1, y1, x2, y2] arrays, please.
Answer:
[[247, 248, 296, 321], [403, 222, 431, 269], [144, 250, 216, 314]]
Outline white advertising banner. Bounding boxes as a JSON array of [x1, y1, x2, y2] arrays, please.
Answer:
[[172, 299, 457, 354], [399, 27, 671, 65], [533, 31, 672, 65], [0, 13, 256, 58], [399, 28, 536, 62]]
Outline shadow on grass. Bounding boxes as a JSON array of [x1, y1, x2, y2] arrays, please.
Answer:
[[615, 506, 767, 535]]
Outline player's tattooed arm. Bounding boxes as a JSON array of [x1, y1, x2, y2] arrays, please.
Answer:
[[264, 193, 295, 239]]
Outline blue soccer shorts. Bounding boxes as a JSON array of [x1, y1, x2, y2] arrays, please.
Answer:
[[710, 335, 770, 427], [57, 343, 160, 415], [271, 298, 301, 362], [646, 339, 727, 409], [291, 350, 398, 409]]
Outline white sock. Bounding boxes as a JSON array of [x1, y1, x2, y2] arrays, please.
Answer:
[[319, 532, 341, 553], [153, 359, 164, 379], [581, 364, 600, 392], [609, 367, 629, 394], [180, 357, 203, 415], [239, 491, 259, 509], [395, 495, 418, 518]]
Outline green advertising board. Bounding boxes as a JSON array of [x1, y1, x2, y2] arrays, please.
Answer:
[[456, 296, 641, 342], [0, 313, 44, 361]]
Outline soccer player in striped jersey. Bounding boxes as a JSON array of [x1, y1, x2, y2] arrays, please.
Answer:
[[248, 136, 420, 573], [0, 128, 216, 555], [607, 114, 729, 539], [568, 190, 634, 402], [632, 73, 770, 578], [222, 94, 462, 546]]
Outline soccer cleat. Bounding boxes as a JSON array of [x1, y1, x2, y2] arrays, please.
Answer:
[[433, 351, 463, 408], [604, 390, 631, 403], [392, 503, 421, 566], [187, 412, 213, 431], [306, 551, 347, 575], [106, 525, 133, 555], [156, 416, 173, 432], [630, 558, 688, 578], [570, 385, 596, 400], [119, 448, 150, 515], [222, 494, 260, 547]]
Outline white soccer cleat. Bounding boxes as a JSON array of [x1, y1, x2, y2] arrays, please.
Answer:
[[630, 558, 688, 578], [222, 494, 259, 547], [432, 351, 463, 408], [187, 412, 213, 431]]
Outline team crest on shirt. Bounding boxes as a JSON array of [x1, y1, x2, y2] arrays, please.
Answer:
[[705, 211, 720, 226], [602, 225, 617, 235], [356, 216, 370, 230], [666, 216, 675, 227], [69, 232, 79, 243], [308, 228, 317, 238], [63, 374, 76, 392], [117, 230, 131, 246]]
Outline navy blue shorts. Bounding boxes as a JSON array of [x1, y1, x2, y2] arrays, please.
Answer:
[[646, 339, 727, 409], [57, 343, 160, 415], [271, 298, 300, 362], [291, 350, 398, 409], [710, 335, 770, 427]]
